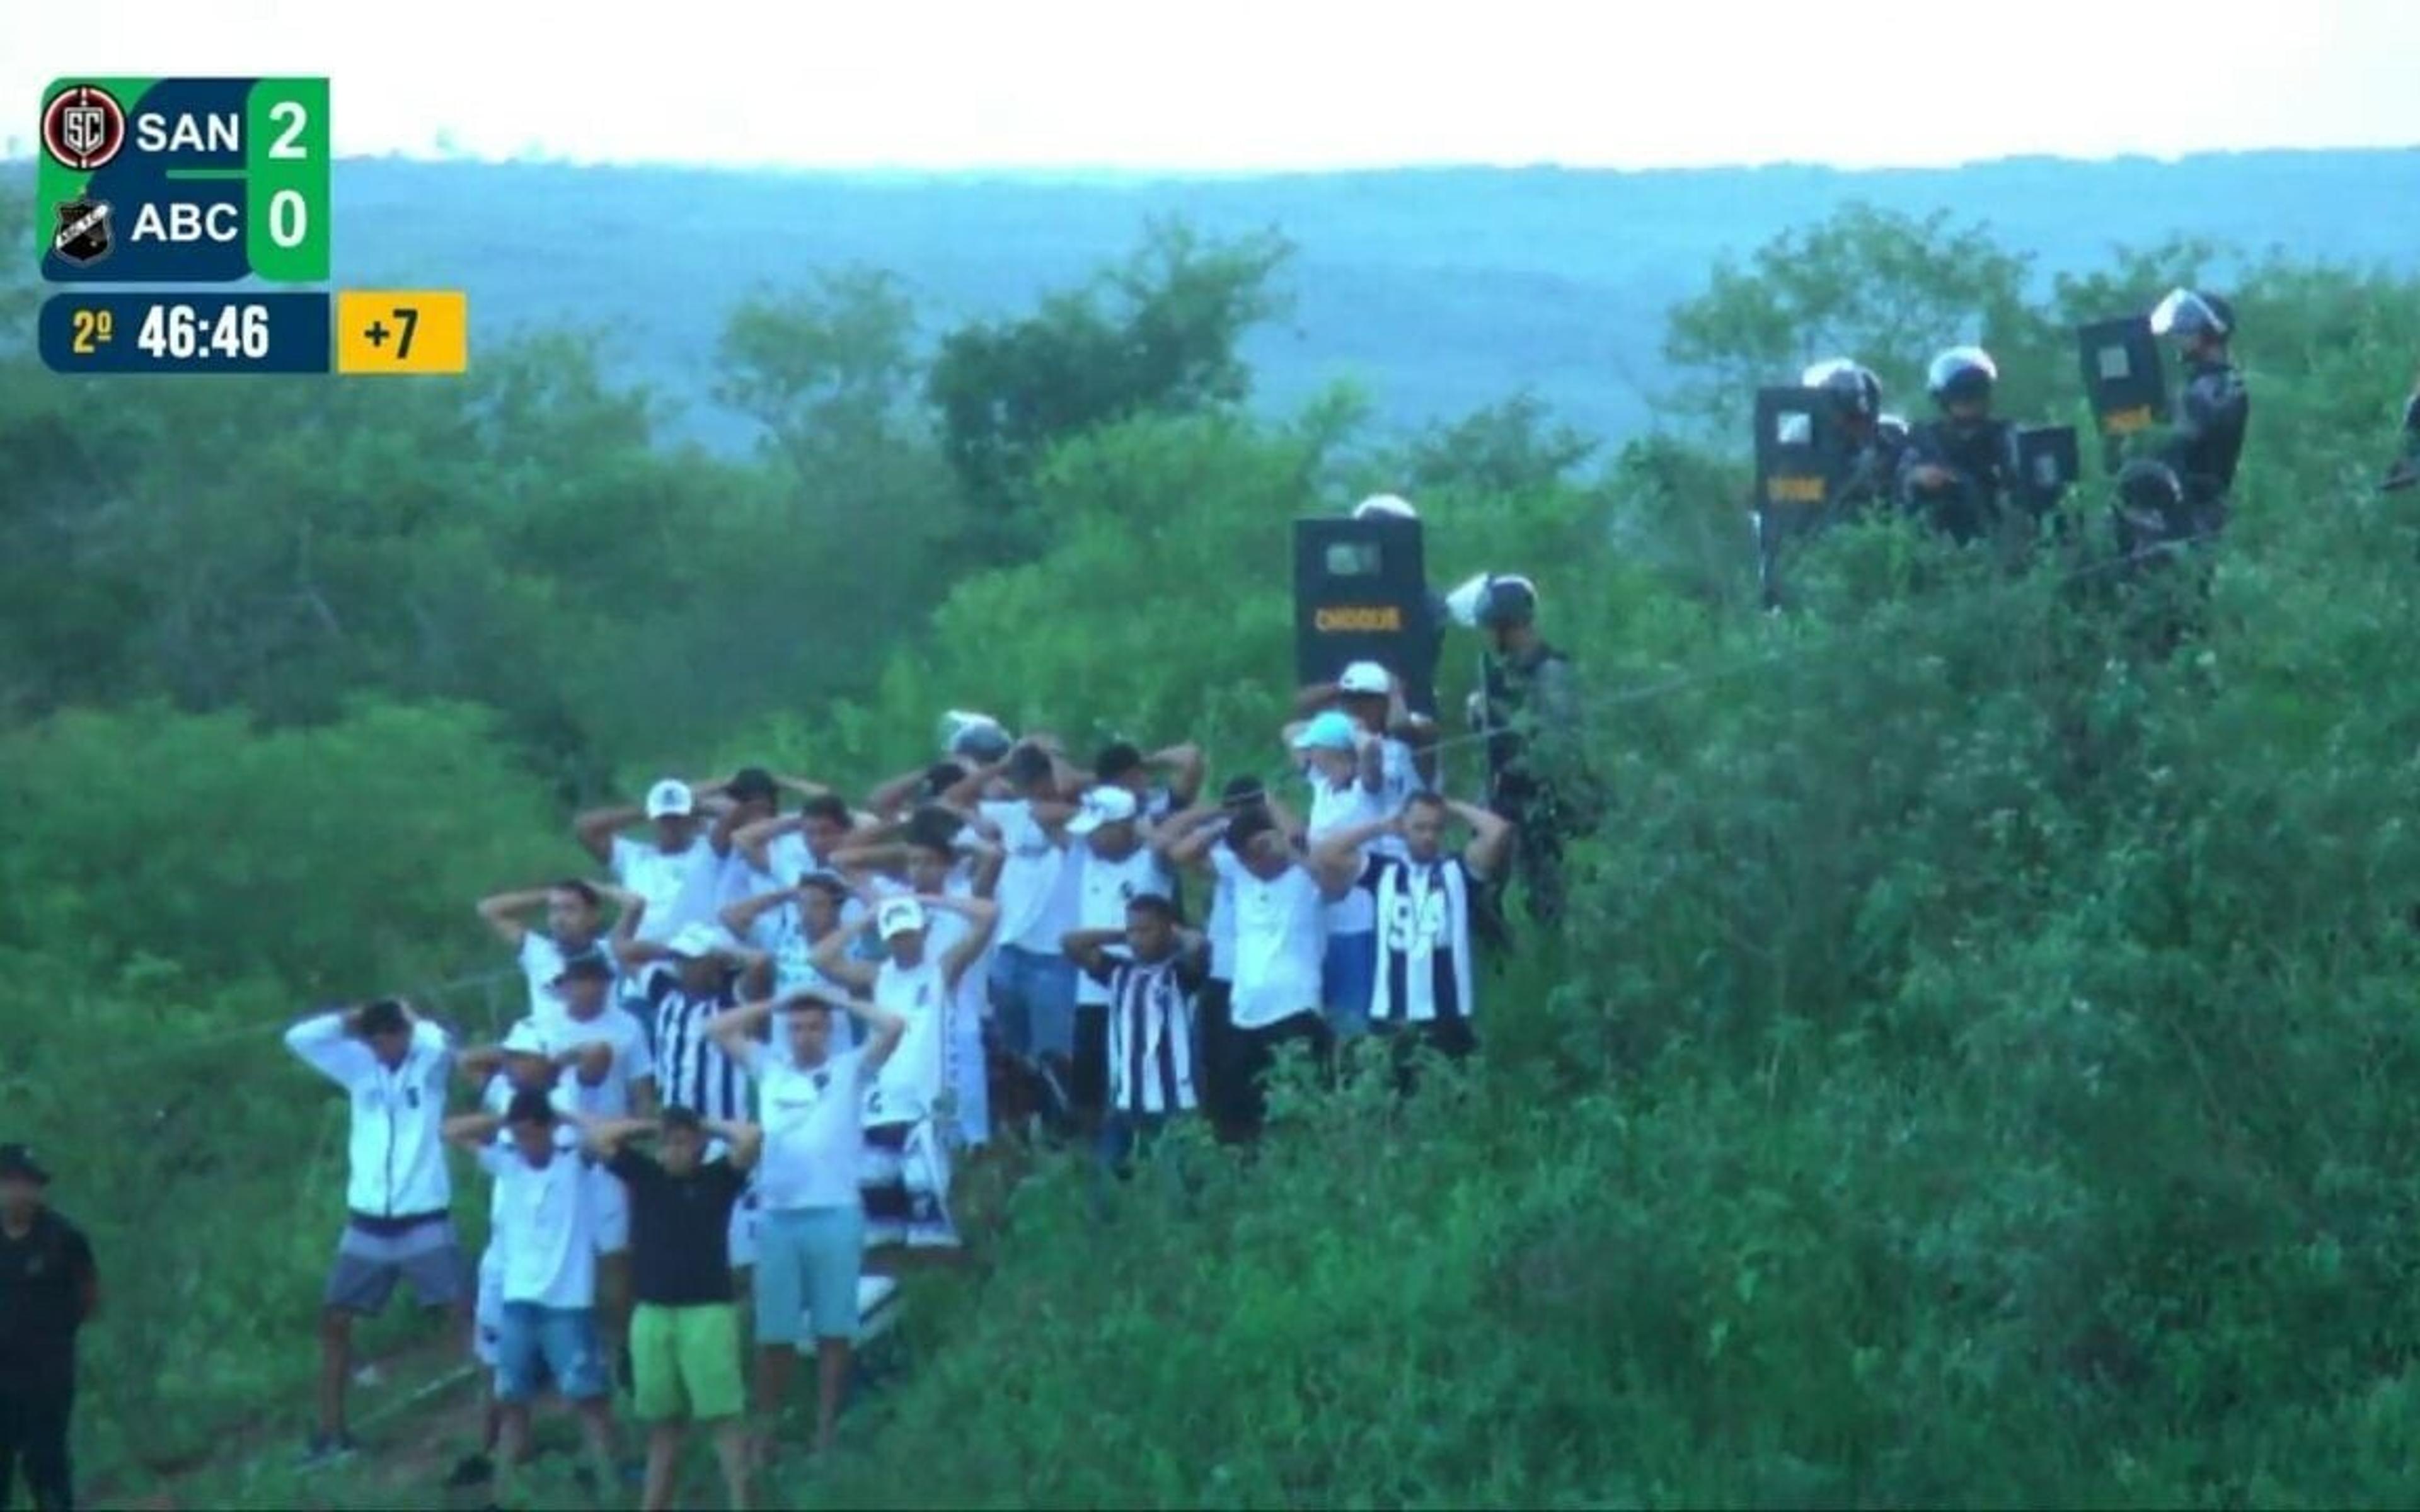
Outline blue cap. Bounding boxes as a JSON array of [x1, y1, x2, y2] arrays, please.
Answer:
[[1291, 710, 1359, 753]]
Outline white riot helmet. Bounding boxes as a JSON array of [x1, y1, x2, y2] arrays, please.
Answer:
[[1925, 346, 1999, 406], [2148, 288, 2234, 342], [1352, 493, 1419, 522], [1801, 358, 1883, 421]]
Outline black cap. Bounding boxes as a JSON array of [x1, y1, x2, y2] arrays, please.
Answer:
[[505, 1089, 558, 1126], [0, 1143, 50, 1186], [727, 767, 778, 803], [551, 949, 614, 985], [1095, 742, 1145, 782], [658, 1106, 703, 1133]]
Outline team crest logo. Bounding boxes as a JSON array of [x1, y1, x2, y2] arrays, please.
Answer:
[[42, 84, 127, 171], [52, 198, 113, 266]]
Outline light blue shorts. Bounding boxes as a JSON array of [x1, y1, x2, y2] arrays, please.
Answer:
[[1322, 930, 1376, 1040], [752, 1204, 865, 1346]]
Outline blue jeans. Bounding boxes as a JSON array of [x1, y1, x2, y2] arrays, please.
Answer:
[[1321, 931, 1376, 1040], [493, 1303, 609, 1403], [991, 945, 1078, 1060]]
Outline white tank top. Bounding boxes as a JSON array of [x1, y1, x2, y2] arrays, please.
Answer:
[[868, 956, 946, 1124]]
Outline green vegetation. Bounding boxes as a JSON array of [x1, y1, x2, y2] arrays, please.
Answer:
[[7, 174, 2420, 1508]]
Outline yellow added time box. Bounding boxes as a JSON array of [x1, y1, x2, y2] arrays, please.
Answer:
[[334, 290, 468, 375]]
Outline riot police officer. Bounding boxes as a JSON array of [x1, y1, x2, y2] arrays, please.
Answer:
[[2146, 288, 2250, 537], [2110, 457, 2191, 568], [1756, 359, 1907, 607], [1465, 575, 1595, 928], [1897, 346, 2019, 544]]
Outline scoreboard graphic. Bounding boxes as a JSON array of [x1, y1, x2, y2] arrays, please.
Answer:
[[36, 76, 470, 378]]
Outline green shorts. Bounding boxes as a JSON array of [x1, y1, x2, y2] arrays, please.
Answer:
[[630, 1302, 744, 1423]]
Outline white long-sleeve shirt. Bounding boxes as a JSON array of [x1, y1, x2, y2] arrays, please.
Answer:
[[284, 1011, 455, 1221]]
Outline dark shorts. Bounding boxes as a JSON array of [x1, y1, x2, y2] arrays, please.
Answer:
[[1072, 1002, 1109, 1118], [1211, 1009, 1333, 1138], [324, 1213, 468, 1316]]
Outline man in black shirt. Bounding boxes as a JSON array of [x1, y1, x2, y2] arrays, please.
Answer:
[[585, 1109, 759, 1512], [0, 1144, 96, 1512]]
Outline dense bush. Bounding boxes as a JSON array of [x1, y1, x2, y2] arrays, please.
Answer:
[[7, 185, 2420, 1506]]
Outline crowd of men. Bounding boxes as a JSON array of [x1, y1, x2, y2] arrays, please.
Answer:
[[1754, 286, 2257, 607], [219, 558, 1587, 1509]]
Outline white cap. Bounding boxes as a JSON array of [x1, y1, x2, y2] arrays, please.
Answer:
[[876, 896, 929, 941], [645, 779, 695, 820], [1337, 661, 1391, 696], [1353, 493, 1418, 521], [665, 922, 726, 959], [1064, 786, 1141, 837], [500, 1019, 550, 1057]]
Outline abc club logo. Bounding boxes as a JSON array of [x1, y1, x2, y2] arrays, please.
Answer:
[[42, 83, 128, 171]]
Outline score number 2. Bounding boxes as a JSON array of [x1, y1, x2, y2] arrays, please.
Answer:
[[70, 307, 116, 355]]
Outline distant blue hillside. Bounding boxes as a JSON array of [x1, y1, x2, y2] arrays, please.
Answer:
[[309, 150, 2420, 452]]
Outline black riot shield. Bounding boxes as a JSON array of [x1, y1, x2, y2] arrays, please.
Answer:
[[2076, 316, 2167, 471], [1293, 515, 1436, 713], [1753, 387, 1847, 525], [2012, 425, 2081, 515]]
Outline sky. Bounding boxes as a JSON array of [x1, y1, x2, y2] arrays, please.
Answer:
[[9, 0, 2420, 173]]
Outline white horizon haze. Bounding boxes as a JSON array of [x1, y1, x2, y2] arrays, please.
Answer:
[[8, 0, 2420, 174]]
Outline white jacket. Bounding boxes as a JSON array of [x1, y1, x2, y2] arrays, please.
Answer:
[[285, 1012, 455, 1220]]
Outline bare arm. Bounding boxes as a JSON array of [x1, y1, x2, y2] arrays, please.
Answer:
[[475, 886, 550, 947], [1059, 925, 1126, 976], [1453, 799, 1515, 881], [1159, 803, 1230, 873], [442, 1111, 504, 1150], [846, 997, 910, 1080], [867, 766, 936, 819], [703, 996, 779, 1059], [810, 921, 880, 991], [582, 1115, 659, 1158], [1152, 743, 1207, 808], [926, 893, 1001, 988], [963, 835, 1006, 900], [1310, 815, 1394, 896], [1292, 681, 1342, 716], [734, 813, 804, 874], [572, 803, 643, 866]]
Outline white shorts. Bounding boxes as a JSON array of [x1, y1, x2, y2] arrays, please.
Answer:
[[472, 1244, 505, 1366], [588, 1166, 629, 1256]]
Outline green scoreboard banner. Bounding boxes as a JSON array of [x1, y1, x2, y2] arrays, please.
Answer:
[[37, 76, 331, 283]]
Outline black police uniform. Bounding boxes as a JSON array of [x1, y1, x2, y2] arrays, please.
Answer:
[[0, 1203, 95, 1511], [1478, 631, 1593, 928], [1896, 416, 2019, 544], [2158, 354, 2250, 536], [2384, 392, 2419, 493]]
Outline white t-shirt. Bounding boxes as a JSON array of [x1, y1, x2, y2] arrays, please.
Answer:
[[609, 833, 719, 942], [1207, 835, 1240, 983], [479, 1136, 598, 1309], [1214, 851, 1328, 1031], [742, 1045, 870, 1212], [544, 1007, 655, 1120], [867, 958, 947, 1124], [1306, 777, 1383, 935], [478, 1072, 581, 1223], [1073, 841, 1177, 1007], [982, 799, 1078, 954]]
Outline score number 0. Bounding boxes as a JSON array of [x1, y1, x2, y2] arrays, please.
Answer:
[[262, 98, 309, 249]]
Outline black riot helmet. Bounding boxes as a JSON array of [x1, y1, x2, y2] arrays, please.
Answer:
[[1876, 412, 1910, 445], [1801, 358, 1883, 423], [1475, 574, 1538, 629], [2402, 389, 2419, 436], [2150, 288, 2235, 346], [1925, 346, 1998, 409]]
